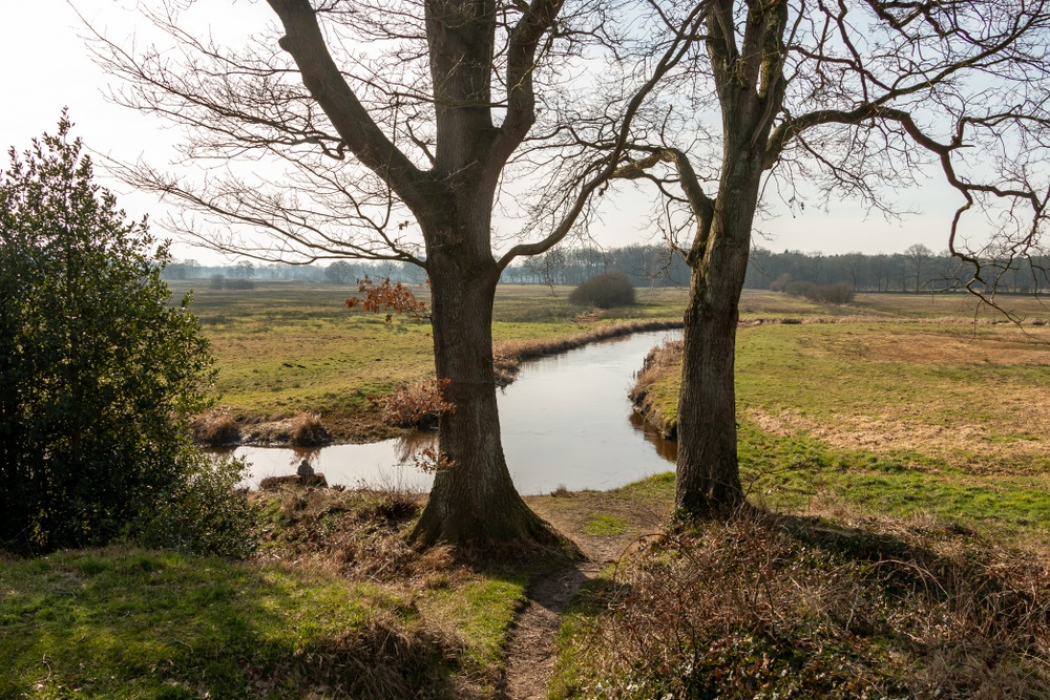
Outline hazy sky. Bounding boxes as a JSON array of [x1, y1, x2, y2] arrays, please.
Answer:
[[1, 1, 971, 265]]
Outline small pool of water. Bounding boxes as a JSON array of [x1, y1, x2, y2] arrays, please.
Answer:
[[221, 330, 679, 494]]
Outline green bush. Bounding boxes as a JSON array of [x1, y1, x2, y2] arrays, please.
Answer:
[[569, 272, 636, 309], [130, 452, 257, 559], [0, 115, 254, 556]]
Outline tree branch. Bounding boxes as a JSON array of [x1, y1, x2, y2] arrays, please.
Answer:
[[266, 0, 439, 213]]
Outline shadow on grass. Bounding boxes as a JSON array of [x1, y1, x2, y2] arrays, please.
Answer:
[[0, 546, 466, 700], [549, 504, 1050, 700]]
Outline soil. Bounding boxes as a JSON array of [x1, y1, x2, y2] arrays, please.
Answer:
[[501, 564, 597, 700], [501, 492, 672, 699]]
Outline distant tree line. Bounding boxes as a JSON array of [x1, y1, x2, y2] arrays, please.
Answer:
[[162, 258, 427, 285], [502, 243, 1050, 294], [165, 243, 1049, 295], [749, 245, 1050, 294], [500, 245, 691, 287]]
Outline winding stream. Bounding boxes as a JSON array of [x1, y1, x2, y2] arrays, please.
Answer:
[[227, 330, 679, 495]]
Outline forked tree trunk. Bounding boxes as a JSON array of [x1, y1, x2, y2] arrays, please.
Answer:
[[411, 253, 558, 547]]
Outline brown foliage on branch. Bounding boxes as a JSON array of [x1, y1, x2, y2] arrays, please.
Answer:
[[414, 447, 455, 474], [345, 275, 429, 323]]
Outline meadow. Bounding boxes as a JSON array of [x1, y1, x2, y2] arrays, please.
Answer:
[[5, 284, 1050, 699], [166, 280, 690, 440]]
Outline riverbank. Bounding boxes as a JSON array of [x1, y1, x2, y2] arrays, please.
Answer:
[[182, 277, 688, 447], [629, 306, 1050, 547], [181, 283, 1050, 447], [6, 472, 1050, 699], [214, 328, 682, 495]]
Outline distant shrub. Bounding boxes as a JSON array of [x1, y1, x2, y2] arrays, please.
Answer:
[[781, 280, 855, 305], [769, 273, 793, 292], [784, 279, 815, 297], [569, 272, 636, 309], [808, 281, 855, 305]]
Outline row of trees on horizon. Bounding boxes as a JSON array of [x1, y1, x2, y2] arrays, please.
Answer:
[[165, 243, 1050, 295]]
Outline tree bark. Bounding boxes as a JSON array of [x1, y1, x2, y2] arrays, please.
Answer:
[[411, 252, 558, 547], [675, 125, 768, 516], [676, 202, 753, 515], [672, 0, 789, 517]]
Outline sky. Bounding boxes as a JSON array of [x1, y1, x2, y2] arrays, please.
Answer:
[[0, 1, 973, 266]]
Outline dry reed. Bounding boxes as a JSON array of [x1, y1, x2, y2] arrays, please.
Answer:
[[190, 408, 241, 446]]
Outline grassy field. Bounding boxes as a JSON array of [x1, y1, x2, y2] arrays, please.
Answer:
[[548, 291, 1050, 699], [167, 281, 689, 440], [0, 488, 545, 700], [634, 291, 1050, 544], [6, 285, 1050, 698]]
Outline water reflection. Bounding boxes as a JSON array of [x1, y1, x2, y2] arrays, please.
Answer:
[[629, 411, 677, 463], [227, 330, 680, 495]]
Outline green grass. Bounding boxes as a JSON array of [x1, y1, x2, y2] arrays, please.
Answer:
[[0, 488, 542, 700], [582, 514, 628, 537], [630, 290, 1050, 544], [0, 547, 411, 699], [418, 576, 530, 675], [610, 471, 676, 502], [735, 426, 1050, 541], [167, 282, 689, 438]]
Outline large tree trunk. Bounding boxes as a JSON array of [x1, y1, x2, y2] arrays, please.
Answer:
[[675, 157, 763, 516], [411, 253, 558, 547]]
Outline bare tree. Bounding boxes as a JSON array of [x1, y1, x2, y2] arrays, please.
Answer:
[[90, 0, 703, 548], [557, 0, 1050, 515], [904, 243, 934, 292]]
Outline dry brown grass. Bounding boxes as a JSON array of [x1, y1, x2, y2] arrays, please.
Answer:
[[287, 411, 331, 445], [239, 411, 333, 446], [192, 409, 333, 446], [557, 507, 1050, 699], [379, 379, 454, 429], [742, 322, 1050, 470], [749, 406, 1050, 472], [812, 324, 1050, 366], [190, 408, 241, 445], [254, 486, 453, 583], [255, 614, 474, 700]]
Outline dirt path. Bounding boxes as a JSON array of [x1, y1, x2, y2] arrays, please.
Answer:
[[501, 492, 671, 699], [501, 562, 599, 700]]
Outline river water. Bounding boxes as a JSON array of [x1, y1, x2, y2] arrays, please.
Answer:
[[228, 330, 679, 494]]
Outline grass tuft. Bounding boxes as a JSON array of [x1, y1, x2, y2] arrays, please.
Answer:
[[380, 379, 454, 430], [190, 408, 240, 446]]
